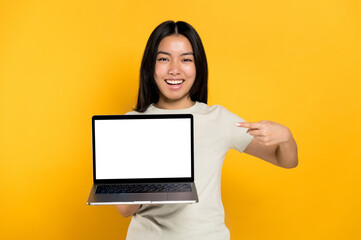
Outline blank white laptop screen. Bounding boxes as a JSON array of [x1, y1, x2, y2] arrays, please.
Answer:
[[94, 118, 191, 180]]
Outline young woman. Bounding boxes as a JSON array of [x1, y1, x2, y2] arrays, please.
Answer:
[[116, 20, 298, 240]]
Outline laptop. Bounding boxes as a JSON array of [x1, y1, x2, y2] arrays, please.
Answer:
[[87, 114, 199, 205]]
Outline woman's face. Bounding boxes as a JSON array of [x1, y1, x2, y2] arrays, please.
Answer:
[[154, 34, 196, 106]]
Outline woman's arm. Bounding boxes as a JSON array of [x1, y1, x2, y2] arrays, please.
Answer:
[[115, 204, 141, 217], [238, 120, 298, 169]]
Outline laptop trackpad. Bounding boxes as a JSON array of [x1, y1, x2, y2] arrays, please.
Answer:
[[133, 193, 167, 201]]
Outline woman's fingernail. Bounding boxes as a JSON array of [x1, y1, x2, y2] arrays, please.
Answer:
[[236, 123, 241, 127]]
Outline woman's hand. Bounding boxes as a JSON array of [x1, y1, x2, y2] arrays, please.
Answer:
[[237, 120, 298, 168], [236, 120, 292, 146], [115, 204, 142, 217]]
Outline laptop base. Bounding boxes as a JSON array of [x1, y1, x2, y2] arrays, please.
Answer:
[[87, 182, 198, 205]]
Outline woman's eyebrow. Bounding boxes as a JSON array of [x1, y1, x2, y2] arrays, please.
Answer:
[[157, 51, 194, 56], [180, 52, 194, 56]]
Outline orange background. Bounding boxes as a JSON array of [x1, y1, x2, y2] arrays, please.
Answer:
[[1, 0, 360, 239]]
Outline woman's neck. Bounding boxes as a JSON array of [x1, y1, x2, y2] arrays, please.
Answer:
[[154, 98, 195, 110]]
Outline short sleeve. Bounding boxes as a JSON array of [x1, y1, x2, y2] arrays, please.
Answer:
[[221, 107, 254, 152]]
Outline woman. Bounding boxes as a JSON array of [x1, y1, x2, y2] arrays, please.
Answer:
[[116, 20, 298, 240]]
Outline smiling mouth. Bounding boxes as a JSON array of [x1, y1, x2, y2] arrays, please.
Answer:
[[165, 79, 185, 85]]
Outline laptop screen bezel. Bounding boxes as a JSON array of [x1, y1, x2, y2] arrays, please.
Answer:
[[92, 114, 194, 184]]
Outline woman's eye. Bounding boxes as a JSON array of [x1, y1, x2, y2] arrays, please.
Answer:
[[157, 58, 168, 61], [182, 58, 193, 62]]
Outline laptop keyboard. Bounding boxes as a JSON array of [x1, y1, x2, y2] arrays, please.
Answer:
[[96, 183, 192, 194]]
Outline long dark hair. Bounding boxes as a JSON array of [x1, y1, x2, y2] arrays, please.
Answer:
[[134, 20, 208, 112]]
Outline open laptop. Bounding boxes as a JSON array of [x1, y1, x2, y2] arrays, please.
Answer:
[[87, 114, 199, 205]]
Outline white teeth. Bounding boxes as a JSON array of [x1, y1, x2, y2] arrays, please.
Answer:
[[166, 80, 184, 85]]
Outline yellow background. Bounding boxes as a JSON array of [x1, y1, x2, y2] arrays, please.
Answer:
[[1, 0, 360, 239]]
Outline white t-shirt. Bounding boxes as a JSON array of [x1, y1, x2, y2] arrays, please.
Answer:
[[125, 101, 253, 240]]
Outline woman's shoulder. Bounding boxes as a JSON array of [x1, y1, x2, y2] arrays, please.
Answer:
[[124, 110, 141, 115], [198, 103, 247, 122], [197, 102, 229, 115]]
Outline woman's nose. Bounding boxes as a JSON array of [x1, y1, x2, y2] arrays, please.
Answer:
[[168, 61, 180, 75]]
